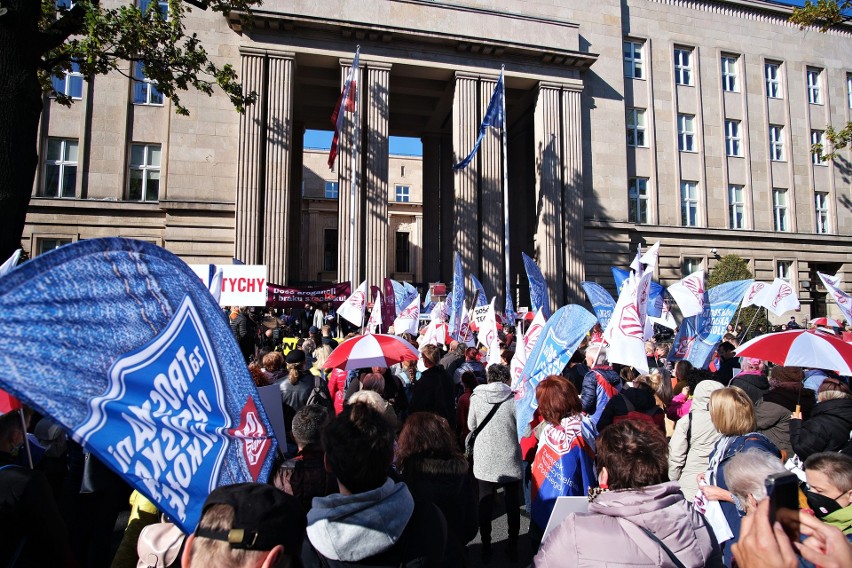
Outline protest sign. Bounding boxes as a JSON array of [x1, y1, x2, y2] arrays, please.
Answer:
[[190, 264, 267, 307], [267, 282, 351, 309]]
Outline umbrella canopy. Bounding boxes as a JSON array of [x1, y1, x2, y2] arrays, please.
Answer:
[[735, 329, 852, 375], [809, 317, 841, 328], [323, 333, 419, 371]]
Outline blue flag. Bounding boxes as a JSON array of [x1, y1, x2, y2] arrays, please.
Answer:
[[469, 274, 488, 308], [390, 280, 418, 316], [505, 281, 517, 327], [669, 279, 753, 369], [0, 238, 276, 533], [448, 253, 465, 337], [453, 70, 504, 170], [611, 266, 664, 317], [581, 281, 616, 330], [515, 305, 597, 440], [522, 252, 551, 318]]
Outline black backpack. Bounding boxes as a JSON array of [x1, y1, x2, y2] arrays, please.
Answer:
[[306, 374, 335, 413]]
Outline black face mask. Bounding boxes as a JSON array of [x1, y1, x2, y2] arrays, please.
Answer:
[[805, 490, 843, 518]]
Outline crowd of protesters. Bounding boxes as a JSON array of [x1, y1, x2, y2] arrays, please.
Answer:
[[2, 302, 852, 568]]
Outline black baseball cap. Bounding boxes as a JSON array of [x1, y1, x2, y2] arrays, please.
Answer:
[[194, 483, 305, 552]]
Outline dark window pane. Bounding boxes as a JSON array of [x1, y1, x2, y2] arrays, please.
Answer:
[[62, 165, 77, 197], [129, 170, 143, 200], [44, 165, 60, 197]]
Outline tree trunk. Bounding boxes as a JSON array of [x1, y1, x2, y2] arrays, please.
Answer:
[[0, 0, 45, 260]]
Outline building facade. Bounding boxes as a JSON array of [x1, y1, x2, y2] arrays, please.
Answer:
[[24, 0, 852, 321]]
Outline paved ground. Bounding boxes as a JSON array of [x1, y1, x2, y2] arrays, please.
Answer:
[[466, 487, 536, 568]]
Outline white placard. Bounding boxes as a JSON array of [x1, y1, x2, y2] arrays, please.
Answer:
[[190, 264, 267, 307]]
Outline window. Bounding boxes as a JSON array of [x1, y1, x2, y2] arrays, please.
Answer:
[[848, 74, 852, 109], [401, 165, 406, 177], [138, 0, 168, 18], [807, 68, 822, 105], [721, 56, 739, 92], [815, 192, 829, 234], [678, 114, 696, 152], [624, 40, 644, 79], [43, 138, 78, 198], [776, 260, 792, 282], [765, 62, 782, 99], [323, 228, 338, 272], [132, 62, 163, 105], [773, 188, 788, 232], [769, 125, 785, 161], [681, 181, 699, 227], [395, 232, 410, 273], [38, 238, 71, 255], [56, 0, 75, 9], [628, 177, 649, 224], [626, 108, 647, 147], [324, 181, 339, 199], [729, 184, 745, 229], [674, 48, 694, 86], [51, 61, 83, 99], [395, 185, 410, 202], [811, 130, 826, 165], [725, 120, 742, 157], [128, 143, 161, 202], [682, 257, 703, 277]]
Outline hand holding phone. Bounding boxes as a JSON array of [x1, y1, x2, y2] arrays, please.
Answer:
[[765, 471, 800, 544]]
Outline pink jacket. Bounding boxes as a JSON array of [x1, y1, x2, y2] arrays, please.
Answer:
[[326, 368, 347, 415], [666, 392, 692, 422]]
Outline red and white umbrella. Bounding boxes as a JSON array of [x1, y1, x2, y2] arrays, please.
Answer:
[[323, 333, 419, 371], [809, 317, 841, 328], [735, 329, 852, 375]]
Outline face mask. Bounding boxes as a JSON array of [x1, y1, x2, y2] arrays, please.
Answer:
[[805, 490, 843, 518]]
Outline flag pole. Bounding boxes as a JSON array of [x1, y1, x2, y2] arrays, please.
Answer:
[[349, 46, 360, 323], [500, 66, 511, 324]]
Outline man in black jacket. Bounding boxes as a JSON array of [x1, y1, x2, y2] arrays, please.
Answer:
[[409, 344, 456, 428]]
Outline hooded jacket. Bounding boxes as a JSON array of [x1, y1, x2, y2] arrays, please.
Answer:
[[581, 366, 622, 427], [790, 398, 852, 461], [729, 371, 770, 404], [668, 380, 724, 501], [468, 381, 523, 483], [533, 481, 723, 567], [755, 386, 815, 457]]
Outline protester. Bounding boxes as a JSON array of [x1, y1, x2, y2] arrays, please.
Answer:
[[409, 344, 456, 427], [714, 341, 740, 384], [261, 351, 287, 384], [580, 343, 621, 427], [790, 378, 852, 461], [667, 367, 713, 421], [561, 349, 588, 395], [468, 363, 523, 562], [453, 346, 487, 385], [754, 366, 814, 458], [302, 403, 447, 566], [455, 371, 479, 445], [596, 380, 665, 433], [348, 389, 398, 430], [722, 449, 787, 515], [729, 357, 770, 404], [534, 420, 723, 567], [803, 452, 852, 540], [396, 412, 478, 567], [439, 340, 466, 380], [672, 359, 694, 394], [278, 349, 315, 453], [181, 483, 305, 568]]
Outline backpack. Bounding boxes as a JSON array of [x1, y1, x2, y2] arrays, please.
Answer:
[[306, 374, 335, 413], [613, 395, 658, 426]]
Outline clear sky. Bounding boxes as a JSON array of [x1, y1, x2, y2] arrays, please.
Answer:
[[304, 130, 423, 156]]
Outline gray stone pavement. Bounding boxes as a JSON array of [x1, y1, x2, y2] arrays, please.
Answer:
[[465, 488, 536, 568]]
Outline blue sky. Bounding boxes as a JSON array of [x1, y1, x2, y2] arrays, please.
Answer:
[[304, 130, 423, 156]]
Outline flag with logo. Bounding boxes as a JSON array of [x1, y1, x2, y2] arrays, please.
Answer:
[[448, 253, 465, 338], [818, 272, 852, 323], [763, 278, 800, 316], [453, 69, 504, 170], [522, 252, 551, 318], [458, 300, 475, 346], [612, 266, 664, 318], [429, 301, 446, 323], [365, 291, 382, 335], [338, 280, 368, 327], [0, 238, 276, 533], [505, 283, 517, 327], [470, 274, 488, 308], [328, 47, 360, 169], [393, 294, 420, 336], [515, 305, 597, 440], [581, 282, 616, 330], [668, 279, 753, 368], [741, 281, 770, 309], [667, 270, 706, 318], [510, 309, 547, 389], [604, 271, 653, 373]]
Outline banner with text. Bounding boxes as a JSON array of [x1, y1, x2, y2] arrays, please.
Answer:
[[190, 264, 267, 307], [581, 282, 616, 330], [266, 282, 351, 309]]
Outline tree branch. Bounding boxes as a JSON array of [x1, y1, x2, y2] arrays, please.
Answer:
[[36, 3, 87, 57]]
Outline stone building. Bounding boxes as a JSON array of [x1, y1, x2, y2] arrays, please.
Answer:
[[24, 0, 852, 321]]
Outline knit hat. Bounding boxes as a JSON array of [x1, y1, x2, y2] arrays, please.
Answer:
[[285, 349, 306, 365], [769, 366, 804, 384]]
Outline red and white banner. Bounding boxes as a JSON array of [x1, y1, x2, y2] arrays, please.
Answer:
[[741, 281, 771, 309], [604, 271, 652, 373], [510, 309, 547, 388], [764, 278, 800, 316], [338, 280, 368, 327], [328, 48, 360, 169], [818, 272, 852, 324], [393, 294, 420, 336], [365, 291, 383, 335]]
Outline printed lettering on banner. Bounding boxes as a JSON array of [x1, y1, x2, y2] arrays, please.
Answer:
[[190, 264, 268, 307], [76, 295, 233, 526]]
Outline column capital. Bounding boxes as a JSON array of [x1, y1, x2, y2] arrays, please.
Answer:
[[239, 46, 295, 60], [537, 80, 583, 93], [454, 70, 501, 82]]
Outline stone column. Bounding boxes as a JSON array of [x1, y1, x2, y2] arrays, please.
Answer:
[[263, 53, 295, 285], [421, 134, 441, 285], [336, 56, 364, 288], [452, 73, 481, 291], [561, 86, 585, 303], [413, 214, 423, 283], [439, 133, 455, 282], [364, 62, 391, 290], [478, 75, 504, 303]]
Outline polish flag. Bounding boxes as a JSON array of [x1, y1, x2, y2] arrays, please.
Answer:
[[328, 47, 360, 169]]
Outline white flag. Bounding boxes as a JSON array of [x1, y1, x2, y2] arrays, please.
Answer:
[[667, 270, 706, 318], [458, 300, 475, 346], [763, 278, 800, 316], [741, 281, 771, 309], [470, 301, 493, 331], [639, 241, 661, 271], [0, 249, 22, 278], [209, 268, 224, 304], [510, 309, 547, 388], [629, 243, 644, 275], [338, 280, 368, 327], [393, 294, 420, 336], [818, 272, 852, 323], [429, 301, 446, 323], [648, 300, 677, 330], [604, 272, 651, 374], [365, 291, 382, 334]]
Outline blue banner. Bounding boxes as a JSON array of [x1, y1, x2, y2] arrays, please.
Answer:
[[515, 305, 597, 440], [581, 282, 616, 330], [0, 238, 276, 533], [448, 253, 465, 337], [390, 280, 418, 316], [453, 70, 504, 171], [505, 280, 517, 327], [668, 279, 753, 369], [469, 274, 488, 308], [522, 252, 551, 318], [611, 266, 664, 317]]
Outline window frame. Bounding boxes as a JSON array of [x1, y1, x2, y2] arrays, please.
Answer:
[[728, 184, 745, 229], [772, 188, 789, 232], [51, 61, 84, 100], [322, 228, 338, 272], [678, 114, 696, 152], [847, 74, 852, 109], [815, 192, 829, 234], [128, 143, 162, 202], [132, 61, 164, 106], [682, 257, 704, 278], [395, 231, 410, 273], [725, 119, 742, 157], [680, 180, 699, 227], [765, 62, 782, 99], [324, 181, 339, 199], [674, 47, 694, 86], [626, 108, 647, 147], [395, 184, 411, 203], [628, 177, 649, 224], [776, 260, 793, 282], [721, 55, 739, 92], [769, 125, 785, 162], [37, 237, 73, 256], [43, 137, 79, 198], [806, 68, 823, 105], [810, 130, 826, 165], [624, 40, 645, 80]]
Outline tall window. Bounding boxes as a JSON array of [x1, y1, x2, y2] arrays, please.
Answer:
[[815, 192, 829, 234], [323, 228, 338, 272], [626, 108, 647, 147], [729, 184, 745, 229], [682, 257, 703, 277], [38, 238, 72, 255], [769, 125, 785, 161], [132, 62, 163, 105], [43, 138, 78, 198], [681, 181, 699, 227], [773, 188, 788, 232], [395, 185, 410, 202], [51, 61, 83, 99], [138, 0, 168, 18], [765, 62, 782, 98], [624, 40, 644, 79], [395, 232, 410, 273], [128, 143, 161, 202], [807, 68, 823, 104], [628, 177, 649, 224], [721, 56, 739, 92], [848, 74, 852, 109], [811, 130, 826, 165], [674, 48, 694, 86], [324, 181, 339, 199], [678, 114, 696, 152], [725, 120, 742, 157], [776, 260, 792, 282]]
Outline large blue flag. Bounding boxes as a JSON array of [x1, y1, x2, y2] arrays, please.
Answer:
[[611, 266, 664, 317], [453, 70, 504, 170], [522, 252, 551, 318], [390, 280, 419, 316], [0, 238, 276, 533], [470, 274, 488, 308], [581, 281, 616, 330], [505, 280, 517, 327], [448, 253, 465, 337], [669, 279, 753, 369], [515, 305, 597, 440]]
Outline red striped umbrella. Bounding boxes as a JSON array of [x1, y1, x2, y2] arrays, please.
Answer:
[[323, 333, 419, 371], [809, 317, 841, 328], [735, 329, 852, 375]]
